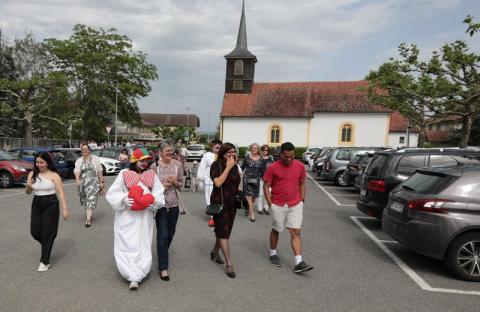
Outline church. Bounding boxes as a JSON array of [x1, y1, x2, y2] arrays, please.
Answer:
[[219, 1, 418, 149]]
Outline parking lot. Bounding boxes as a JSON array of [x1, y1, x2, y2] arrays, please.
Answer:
[[307, 170, 480, 296]]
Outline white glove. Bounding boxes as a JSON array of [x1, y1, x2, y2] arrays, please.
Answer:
[[123, 197, 134, 208], [147, 203, 159, 212]]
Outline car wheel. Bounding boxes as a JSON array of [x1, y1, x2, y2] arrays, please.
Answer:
[[102, 165, 107, 176], [335, 171, 347, 186], [0, 171, 13, 188], [445, 232, 480, 282]]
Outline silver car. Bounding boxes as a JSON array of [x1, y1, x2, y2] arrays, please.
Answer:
[[382, 165, 480, 281]]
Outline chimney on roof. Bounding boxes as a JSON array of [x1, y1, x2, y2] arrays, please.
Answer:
[[224, 0, 257, 94]]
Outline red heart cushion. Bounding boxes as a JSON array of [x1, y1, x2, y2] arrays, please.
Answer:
[[128, 185, 144, 200], [128, 185, 155, 211]]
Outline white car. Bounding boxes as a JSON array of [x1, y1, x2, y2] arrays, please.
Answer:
[[302, 147, 321, 164], [186, 144, 206, 161], [83, 149, 120, 175]]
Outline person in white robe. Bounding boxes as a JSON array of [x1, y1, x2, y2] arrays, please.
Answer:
[[197, 139, 222, 227], [106, 148, 165, 290]]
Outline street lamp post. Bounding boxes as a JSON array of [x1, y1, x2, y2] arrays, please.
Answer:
[[114, 81, 118, 146], [207, 113, 210, 142], [186, 106, 190, 143]]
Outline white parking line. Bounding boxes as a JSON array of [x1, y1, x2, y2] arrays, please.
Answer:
[[329, 194, 359, 197], [0, 181, 77, 199], [307, 173, 355, 207], [351, 216, 480, 296]]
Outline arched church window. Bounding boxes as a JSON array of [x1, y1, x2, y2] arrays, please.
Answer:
[[234, 60, 244, 76], [270, 125, 281, 144], [340, 123, 353, 143]]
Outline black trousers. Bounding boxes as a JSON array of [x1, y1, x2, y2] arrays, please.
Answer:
[[30, 194, 59, 265], [155, 207, 179, 271]]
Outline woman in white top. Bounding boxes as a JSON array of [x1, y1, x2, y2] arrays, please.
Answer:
[[25, 152, 70, 272], [74, 143, 104, 227]]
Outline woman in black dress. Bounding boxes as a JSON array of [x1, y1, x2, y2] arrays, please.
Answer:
[[210, 143, 241, 278]]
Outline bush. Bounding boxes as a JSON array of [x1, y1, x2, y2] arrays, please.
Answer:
[[295, 147, 306, 159], [238, 146, 248, 158]]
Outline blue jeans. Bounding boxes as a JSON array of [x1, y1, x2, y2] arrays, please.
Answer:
[[155, 207, 179, 271]]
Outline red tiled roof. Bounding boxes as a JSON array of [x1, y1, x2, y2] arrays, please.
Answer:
[[221, 81, 392, 118], [140, 113, 200, 127], [389, 112, 418, 132], [426, 130, 450, 142]]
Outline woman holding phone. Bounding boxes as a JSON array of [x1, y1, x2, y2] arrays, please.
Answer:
[[209, 143, 241, 278]]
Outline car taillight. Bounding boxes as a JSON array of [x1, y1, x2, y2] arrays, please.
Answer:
[[367, 180, 385, 192], [407, 199, 452, 214]]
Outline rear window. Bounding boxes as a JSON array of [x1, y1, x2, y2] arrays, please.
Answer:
[[366, 154, 388, 177], [188, 145, 203, 151], [336, 150, 351, 161], [401, 172, 457, 194], [396, 155, 426, 176], [429, 155, 458, 167]]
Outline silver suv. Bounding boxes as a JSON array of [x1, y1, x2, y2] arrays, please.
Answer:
[[382, 165, 480, 281]]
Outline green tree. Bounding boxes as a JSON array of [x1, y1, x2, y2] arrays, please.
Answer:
[[45, 24, 158, 139], [365, 24, 480, 147], [0, 32, 70, 145]]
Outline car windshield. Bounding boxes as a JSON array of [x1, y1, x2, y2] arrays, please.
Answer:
[[366, 154, 388, 177], [188, 145, 203, 151], [308, 148, 320, 153], [401, 172, 457, 194], [0, 150, 21, 160]]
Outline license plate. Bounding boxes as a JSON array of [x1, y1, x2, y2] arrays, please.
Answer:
[[360, 189, 367, 197], [390, 201, 404, 213]]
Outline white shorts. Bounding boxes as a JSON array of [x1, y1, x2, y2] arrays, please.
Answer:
[[271, 201, 303, 232]]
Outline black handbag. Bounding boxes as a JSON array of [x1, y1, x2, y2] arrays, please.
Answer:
[[205, 163, 224, 217]]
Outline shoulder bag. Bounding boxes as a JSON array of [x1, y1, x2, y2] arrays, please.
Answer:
[[205, 162, 224, 216]]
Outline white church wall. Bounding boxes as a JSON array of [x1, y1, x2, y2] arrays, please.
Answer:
[[388, 132, 419, 148], [222, 117, 309, 147], [310, 113, 389, 147]]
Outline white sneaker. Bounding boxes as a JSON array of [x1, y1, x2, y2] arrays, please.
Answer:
[[37, 262, 50, 272], [129, 281, 139, 290]]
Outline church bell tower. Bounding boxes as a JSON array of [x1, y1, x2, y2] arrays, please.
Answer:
[[224, 0, 257, 94]]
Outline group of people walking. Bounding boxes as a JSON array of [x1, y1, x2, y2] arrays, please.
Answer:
[[24, 139, 313, 290]]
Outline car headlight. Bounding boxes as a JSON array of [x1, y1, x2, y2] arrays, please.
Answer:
[[12, 164, 27, 172]]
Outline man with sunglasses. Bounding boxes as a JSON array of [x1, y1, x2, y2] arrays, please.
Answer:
[[263, 142, 313, 274]]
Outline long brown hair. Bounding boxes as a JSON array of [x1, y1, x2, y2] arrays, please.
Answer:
[[217, 143, 236, 164], [32, 152, 58, 183]]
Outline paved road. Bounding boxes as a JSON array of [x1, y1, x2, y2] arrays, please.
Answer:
[[1, 171, 480, 312]]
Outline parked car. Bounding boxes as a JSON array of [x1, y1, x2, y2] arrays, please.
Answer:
[[321, 147, 385, 185], [357, 148, 480, 219], [8, 147, 69, 178], [0, 150, 33, 187], [93, 147, 123, 160], [312, 147, 335, 175], [302, 147, 321, 164], [53, 148, 82, 179], [382, 165, 480, 281], [88, 149, 121, 175], [343, 152, 376, 187], [186, 144, 206, 161]]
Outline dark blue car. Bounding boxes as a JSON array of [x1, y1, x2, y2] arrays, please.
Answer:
[[8, 147, 69, 178]]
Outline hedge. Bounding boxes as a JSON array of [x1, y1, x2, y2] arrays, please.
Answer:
[[237, 146, 306, 159]]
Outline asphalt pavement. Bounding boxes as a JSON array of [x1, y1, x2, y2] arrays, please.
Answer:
[[1, 170, 480, 312]]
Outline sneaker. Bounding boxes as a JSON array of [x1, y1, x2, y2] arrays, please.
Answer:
[[269, 255, 281, 267], [294, 261, 313, 274], [129, 281, 139, 290], [208, 218, 215, 227], [37, 262, 50, 272]]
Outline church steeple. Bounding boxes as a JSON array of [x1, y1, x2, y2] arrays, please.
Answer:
[[225, 0, 257, 94]]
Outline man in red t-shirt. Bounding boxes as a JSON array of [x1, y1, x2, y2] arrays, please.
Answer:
[[263, 142, 313, 274]]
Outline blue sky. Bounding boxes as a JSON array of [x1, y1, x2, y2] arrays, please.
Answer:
[[0, 0, 479, 131]]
